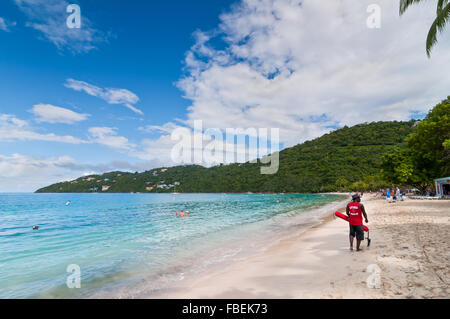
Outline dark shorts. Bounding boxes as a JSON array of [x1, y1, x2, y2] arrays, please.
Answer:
[[349, 225, 365, 240]]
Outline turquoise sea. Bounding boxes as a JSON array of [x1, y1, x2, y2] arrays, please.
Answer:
[[0, 193, 346, 298]]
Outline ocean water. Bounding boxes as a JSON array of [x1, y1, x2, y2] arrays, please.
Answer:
[[0, 193, 346, 299]]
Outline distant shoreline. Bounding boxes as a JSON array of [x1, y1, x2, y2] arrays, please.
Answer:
[[32, 191, 351, 194]]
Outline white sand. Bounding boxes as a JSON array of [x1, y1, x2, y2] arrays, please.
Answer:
[[150, 195, 449, 299]]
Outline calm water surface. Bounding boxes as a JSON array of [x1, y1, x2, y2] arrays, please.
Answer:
[[0, 193, 346, 298]]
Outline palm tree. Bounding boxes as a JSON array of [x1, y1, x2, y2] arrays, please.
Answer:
[[400, 0, 450, 57]]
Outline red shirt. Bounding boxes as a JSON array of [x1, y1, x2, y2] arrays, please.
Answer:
[[347, 202, 363, 225]]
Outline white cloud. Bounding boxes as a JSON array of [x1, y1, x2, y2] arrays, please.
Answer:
[[88, 127, 134, 150], [64, 79, 143, 115], [0, 113, 139, 153], [0, 18, 6, 31], [0, 153, 166, 192], [14, 0, 108, 53], [139, 122, 181, 134], [134, 122, 275, 167], [30, 104, 89, 124], [132, 134, 178, 164], [0, 154, 83, 192], [0, 114, 86, 144], [0, 17, 16, 32], [176, 0, 450, 147]]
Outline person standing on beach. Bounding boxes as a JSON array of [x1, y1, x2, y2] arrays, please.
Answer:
[[346, 194, 369, 251]]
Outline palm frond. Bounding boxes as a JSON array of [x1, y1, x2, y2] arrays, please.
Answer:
[[436, 2, 450, 32], [400, 0, 425, 15], [426, 2, 450, 57], [437, 0, 449, 14]]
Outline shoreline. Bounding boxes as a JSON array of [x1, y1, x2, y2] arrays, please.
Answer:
[[91, 194, 350, 299], [146, 195, 449, 299], [31, 191, 352, 195]]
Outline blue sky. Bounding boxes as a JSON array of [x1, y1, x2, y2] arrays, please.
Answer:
[[0, 0, 231, 160], [1, 0, 450, 191]]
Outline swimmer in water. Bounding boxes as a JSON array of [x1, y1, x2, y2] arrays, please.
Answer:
[[186, 211, 190, 217], [33, 226, 39, 230], [179, 210, 185, 217], [174, 210, 178, 217]]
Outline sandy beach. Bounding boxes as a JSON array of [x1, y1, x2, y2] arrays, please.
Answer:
[[151, 195, 449, 299]]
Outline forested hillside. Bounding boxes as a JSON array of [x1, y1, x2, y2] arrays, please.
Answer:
[[36, 120, 416, 193]]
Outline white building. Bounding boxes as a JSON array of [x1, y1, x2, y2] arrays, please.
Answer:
[[435, 177, 450, 198]]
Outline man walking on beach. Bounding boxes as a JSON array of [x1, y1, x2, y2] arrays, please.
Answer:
[[346, 194, 368, 251]]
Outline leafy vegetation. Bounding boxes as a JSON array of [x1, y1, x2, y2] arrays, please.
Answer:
[[381, 97, 450, 191], [400, 0, 450, 57], [36, 120, 417, 194]]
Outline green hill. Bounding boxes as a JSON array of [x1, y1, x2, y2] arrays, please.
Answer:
[[36, 120, 416, 193]]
